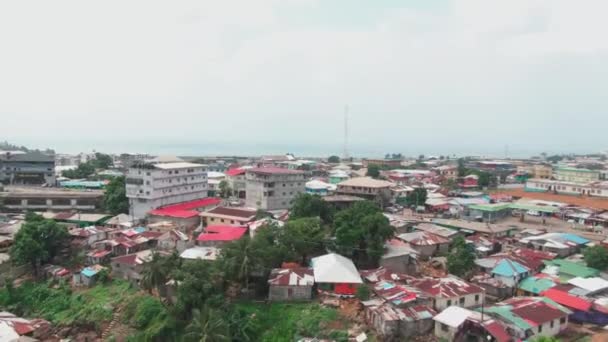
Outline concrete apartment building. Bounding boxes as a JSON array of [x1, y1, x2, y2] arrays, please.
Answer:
[[0, 151, 55, 185], [554, 167, 600, 183], [245, 167, 306, 210], [126, 162, 208, 219]]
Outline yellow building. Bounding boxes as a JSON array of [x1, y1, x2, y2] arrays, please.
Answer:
[[555, 167, 600, 183]]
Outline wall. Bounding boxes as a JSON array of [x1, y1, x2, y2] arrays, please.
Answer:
[[245, 173, 306, 210], [380, 255, 418, 275], [268, 285, 312, 301], [434, 292, 484, 311]]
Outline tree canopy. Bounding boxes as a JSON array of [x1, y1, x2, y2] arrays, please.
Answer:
[[10, 213, 69, 276], [333, 201, 394, 267], [447, 236, 476, 277], [327, 155, 340, 163], [218, 180, 232, 198], [366, 164, 381, 179], [403, 188, 427, 207], [584, 246, 608, 270], [62, 153, 113, 179], [289, 193, 334, 224], [279, 217, 326, 265], [103, 176, 129, 215]]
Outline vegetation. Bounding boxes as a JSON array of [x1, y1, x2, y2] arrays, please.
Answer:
[[403, 188, 427, 207], [366, 164, 381, 178], [289, 193, 334, 224], [457, 158, 467, 177], [280, 217, 326, 265], [583, 246, 608, 270], [218, 180, 232, 198], [530, 337, 561, 342], [10, 213, 69, 276], [384, 153, 402, 160], [333, 201, 394, 267], [141, 252, 180, 296], [63, 153, 114, 179], [327, 155, 340, 163], [546, 155, 564, 164], [103, 176, 129, 215], [447, 236, 476, 277], [355, 284, 371, 300]]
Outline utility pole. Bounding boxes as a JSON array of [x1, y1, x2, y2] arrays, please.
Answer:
[[343, 105, 349, 161]]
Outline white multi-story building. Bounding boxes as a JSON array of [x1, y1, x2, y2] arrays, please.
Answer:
[[126, 162, 208, 219]]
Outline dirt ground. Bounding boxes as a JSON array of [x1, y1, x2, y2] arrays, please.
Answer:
[[494, 188, 608, 211]]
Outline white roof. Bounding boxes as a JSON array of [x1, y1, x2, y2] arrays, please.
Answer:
[[568, 277, 608, 293], [207, 171, 225, 179], [149, 155, 184, 163], [432, 306, 474, 328], [311, 253, 362, 284], [180, 247, 221, 261], [154, 162, 204, 170], [0, 322, 19, 342], [306, 180, 335, 190]]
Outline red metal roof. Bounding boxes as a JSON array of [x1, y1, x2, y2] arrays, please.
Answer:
[[511, 247, 557, 261], [140, 231, 164, 239], [268, 268, 314, 286], [483, 320, 511, 342], [247, 167, 305, 175], [506, 297, 571, 324], [542, 288, 592, 312], [197, 225, 248, 242], [149, 198, 221, 218], [225, 168, 246, 176], [205, 206, 257, 219]]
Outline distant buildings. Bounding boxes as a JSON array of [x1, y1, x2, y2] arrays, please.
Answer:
[[125, 161, 209, 219], [0, 151, 55, 185], [362, 158, 402, 168], [555, 167, 600, 183], [336, 177, 393, 202], [244, 167, 306, 210]]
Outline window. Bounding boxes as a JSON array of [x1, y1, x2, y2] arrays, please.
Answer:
[[550, 320, 554, 328], [459, 297, 465, 305], [560, 317, 566, 324], [538, 325, 542, 333], [447, 300, 451, 306], [146, 172, 151, 176], [221, 219, 225, 223], [475, 294, 479, 302], [441, 323, 449, 332]]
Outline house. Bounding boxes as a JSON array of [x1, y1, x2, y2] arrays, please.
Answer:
[[460, 174, 479, 188], [396, 231, 450, 260], [466, 235, 501, 257], [362, 300, 436, 341], [110, 249, 155, 284], [410, 276, 485, 311], [431, 218, 516, 238], [467, 203, 512, 223], [0, 312, 51, 341], [432, 306, 511, 342], [73, 264, 107, 287], [519, 233, 590, 257], [471, 274, 513, 299], [567, 277, 608, 296], [555, 167, 600, 183], [434, 165, 458, 180], [305, 180, 336, 196], [476, 254, 540, 276], [380, 239, 419, 275], [105, 213, 135, 229], [200, 206, 257, 227], [179, 246, 221, 261], [147, 198, 221, 233], [267, 268, 314, 301], [225, 168, 247, 199], [68, 226, 115, 247], [196, 225, 248, 246], [328, 170, 349, 184], [360, 267, 415, 285], [414, 223, 462, 240], [362, 159, 402, 168], [484, 297, 571, 339], [336, 177, 394, 202], [86, 249, 112, 265], [244, 167, 307, 210], [311, 253, 363, 296], [511, 247, 556, 263], [518, 275, 558, 296], [156, 229, 190, 252], [541, 287, 592, 313], [489, 259, 531, 287]]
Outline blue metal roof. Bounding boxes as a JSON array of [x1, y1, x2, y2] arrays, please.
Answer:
[[492, 259, 528, 277], [134, 227, 147, 233], [81, 267, 98, 278], [561, 233, 590, 245]]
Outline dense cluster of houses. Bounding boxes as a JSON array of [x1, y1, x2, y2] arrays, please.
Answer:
[[2, 152, 608, 341]]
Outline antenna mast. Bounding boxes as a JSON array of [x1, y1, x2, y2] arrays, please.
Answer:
[[343, 105, 349, 160]]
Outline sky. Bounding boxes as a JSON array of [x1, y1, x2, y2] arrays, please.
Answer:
[[1, 0, 607, 157]]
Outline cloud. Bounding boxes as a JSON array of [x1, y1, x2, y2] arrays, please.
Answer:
[[0, 0, 606, 155]]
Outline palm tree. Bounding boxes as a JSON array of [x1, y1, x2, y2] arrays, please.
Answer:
[[221, 238, 255, 292], [185, 305, 231, 342], [141, 252, 169, 295]]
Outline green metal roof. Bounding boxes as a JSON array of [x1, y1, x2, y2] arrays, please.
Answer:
[[544, 260, 599, 278], [518, 276, 556, 294], [468, 203, 512, 212]]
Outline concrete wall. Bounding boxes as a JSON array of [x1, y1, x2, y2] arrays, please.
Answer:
[[268, 285, 312, 301], [434, 292, 484, 311], [245, 173, 306, 210], [380, 255, 418, 275]]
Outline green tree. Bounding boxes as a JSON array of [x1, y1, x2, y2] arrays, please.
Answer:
[[447, 236, 476, 277], [546, 155, 563, 164], [93, 152, 113, 169], [185, 305, 231, 342], [63, 162, 96, 179], [457, 158, 468, 177], [405, 188, 427, 207], [476, 171, 491, 188], [218, 180, 232, 199], [333, 201, 394, 267], [141, 252, 177, 296], [355, 284, 371, 300], [280, 218, 325, 264], [366, 164, 381, 179], [583, 246, 608, 270], [103, 176, 129, 215], [173, 260, 224, 318], [10, 213, 69, 276], [327, 155, 340, 163], [290, 193, 334, 224], [255, 209, 272, 220]]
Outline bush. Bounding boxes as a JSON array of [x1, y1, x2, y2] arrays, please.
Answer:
[[356, 285, 371, 301]]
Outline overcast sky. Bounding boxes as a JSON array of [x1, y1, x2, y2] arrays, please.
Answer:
[[1, 0, 607, 157]]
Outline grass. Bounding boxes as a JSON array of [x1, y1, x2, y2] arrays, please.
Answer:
[[0, 279, 136, 329], [234, 301, 350, 342]]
